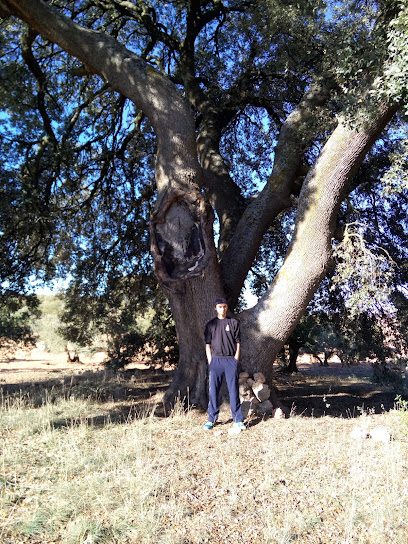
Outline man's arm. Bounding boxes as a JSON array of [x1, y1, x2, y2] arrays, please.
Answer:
[[235, 343, 240, 361], [206, 343, 212, 364], [234, 319, 241, 361]]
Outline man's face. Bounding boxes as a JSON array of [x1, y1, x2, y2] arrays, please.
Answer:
[[215, 303, 228, 319]]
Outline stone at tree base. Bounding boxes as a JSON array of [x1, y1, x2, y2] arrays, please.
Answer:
[[253, 372, 266, 383], [272, 407, 285, 419], [257, 399, 273, 415], [252, 382, 270, 402], [240, 400, 253, 419], [237, 371, 290, 419], [239, 382, 253, 400], [240, 396, 262, 418], [228, 426, 243, 436]]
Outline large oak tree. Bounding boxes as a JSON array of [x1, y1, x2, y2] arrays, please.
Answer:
[[0, 0, 406, 406]]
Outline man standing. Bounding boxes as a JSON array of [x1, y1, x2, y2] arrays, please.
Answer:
[[203, 297, 246, 432]]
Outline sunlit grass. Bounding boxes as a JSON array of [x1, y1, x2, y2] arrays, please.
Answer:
[[1, 379, 408, 544]]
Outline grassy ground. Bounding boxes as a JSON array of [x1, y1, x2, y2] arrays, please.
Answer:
[[1, 364, 408, 544]]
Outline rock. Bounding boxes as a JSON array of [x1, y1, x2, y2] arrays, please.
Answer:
[[240, 400, 253, 419], [228, 426, 242, 436], [240, 398, 260, 418], [252, 382, 270, 402], [350, 426, 369, 440], [257, 399, 273, 415], [369, 426, 392, 442], [239, 382, 253, 400], [272, 407, 285, 419], [253, 372, 266, 383]]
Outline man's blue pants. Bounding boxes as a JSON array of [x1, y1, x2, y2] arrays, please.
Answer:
[[207, 357, 243, 423]]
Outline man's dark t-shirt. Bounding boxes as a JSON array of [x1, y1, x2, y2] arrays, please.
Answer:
[[204, 316, 240, 358]]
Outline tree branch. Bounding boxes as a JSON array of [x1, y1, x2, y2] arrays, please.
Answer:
[[238, 100, 397, 374], [221, 82, 334, 306], [3, 0, 200, 191], [20, 25, 57, 147], [94, 0, 181, 52]]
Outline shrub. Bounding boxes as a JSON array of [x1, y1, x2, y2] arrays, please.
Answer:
[[394, 395, 408, 436], [0, 291, 39, 357], [372, 361, 407, 393]]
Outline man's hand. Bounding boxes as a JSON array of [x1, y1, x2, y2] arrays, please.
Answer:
[[206, 344, 212, 364], [234, 343, 241, 362]]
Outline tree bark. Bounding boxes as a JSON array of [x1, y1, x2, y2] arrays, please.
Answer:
[[237, 104, 397, 383], [196, 115, 247, 255], [150, 189, 226, 406]]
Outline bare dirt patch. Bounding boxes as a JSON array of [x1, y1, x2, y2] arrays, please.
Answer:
[[0, 347, 174, 421], [0, 346, 106, 385]]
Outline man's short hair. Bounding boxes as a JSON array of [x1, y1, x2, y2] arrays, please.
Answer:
[[214, 297, 228, 306]]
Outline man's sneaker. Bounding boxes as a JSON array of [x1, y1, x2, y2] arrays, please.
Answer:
[[203, 421, 215, 430], [234, 422, 246, 431]]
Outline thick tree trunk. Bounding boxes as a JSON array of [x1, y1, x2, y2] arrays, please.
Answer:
[[150, 189, 225, 407], [237, 104, 396, 383]]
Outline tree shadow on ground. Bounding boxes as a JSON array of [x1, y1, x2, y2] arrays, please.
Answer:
[[0, 366, 174, 425], [0, 364, 403, 425], [273, 368, 400, 418]]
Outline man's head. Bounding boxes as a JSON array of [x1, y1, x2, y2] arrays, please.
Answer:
[[214, 297, 228, 319]]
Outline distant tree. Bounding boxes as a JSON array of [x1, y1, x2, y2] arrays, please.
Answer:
[[280, 308, 393, 373], [0, 291, 39, 354], [59, 281, 178, 369], [0, 1, 407, 406]]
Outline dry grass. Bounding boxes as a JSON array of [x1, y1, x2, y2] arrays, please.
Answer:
[[1, 368, 408, 544]]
